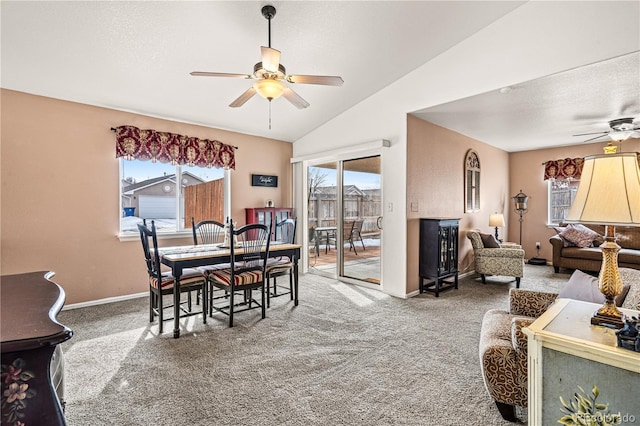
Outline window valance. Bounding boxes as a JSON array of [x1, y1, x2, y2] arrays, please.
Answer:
[[114, 125, 235, 169], [543, 157, 584, 180], [544, 153, 640, 180]]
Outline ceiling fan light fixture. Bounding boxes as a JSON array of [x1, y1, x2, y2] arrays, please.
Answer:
[[253, 79, 285, 100], [608, 129, 634, 141]]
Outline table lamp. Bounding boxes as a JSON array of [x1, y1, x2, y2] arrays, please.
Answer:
[[489, 213, 505, 241], [565, 149, 640, 328]]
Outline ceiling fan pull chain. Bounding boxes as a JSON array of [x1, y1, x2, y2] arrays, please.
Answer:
[[269, 100, 272, 130]]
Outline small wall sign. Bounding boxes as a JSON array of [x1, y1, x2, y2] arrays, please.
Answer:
[[252, 174, 278, 187]]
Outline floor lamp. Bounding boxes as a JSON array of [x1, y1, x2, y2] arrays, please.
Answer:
[[512, 190, 528, 246], [565, 150, 640, 328]]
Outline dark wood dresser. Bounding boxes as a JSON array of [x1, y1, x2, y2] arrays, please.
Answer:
[[1, 271, 73, 426]]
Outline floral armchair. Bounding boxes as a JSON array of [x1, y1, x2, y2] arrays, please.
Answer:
[[479, 288, 558, 421], [467, 230, 525, 288]]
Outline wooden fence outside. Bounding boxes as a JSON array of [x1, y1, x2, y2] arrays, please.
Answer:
[[184, 178, 224, 227]]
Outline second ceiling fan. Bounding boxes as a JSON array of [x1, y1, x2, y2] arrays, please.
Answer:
[[191, 5, 343, 109]]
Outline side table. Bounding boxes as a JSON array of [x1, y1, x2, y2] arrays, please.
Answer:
[[524, 298, 639, 425]]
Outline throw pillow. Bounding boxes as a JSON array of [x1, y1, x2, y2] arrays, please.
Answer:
[[480, 232, 500, 248], [559, 224, 601, 248], [558, 270, 606, 304], [553, 225, 575, 247]]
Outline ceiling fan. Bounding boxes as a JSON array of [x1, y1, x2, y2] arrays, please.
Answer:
[[573, 117, 640, 143], [190, 5, 343, 110]]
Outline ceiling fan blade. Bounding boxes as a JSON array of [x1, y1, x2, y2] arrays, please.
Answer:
[[286, 75, 344, 86], [572, 130, 609, 137], [190, 71, 252, 79], [229, 87, 256, 108], [282, 87, 310, 109], [582, 134, 609, 143], [261, 46, 281, 73]]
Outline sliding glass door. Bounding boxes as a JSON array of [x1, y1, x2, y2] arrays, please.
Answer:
[[306, 155, 381, 285], [341, 156, 381, 283]]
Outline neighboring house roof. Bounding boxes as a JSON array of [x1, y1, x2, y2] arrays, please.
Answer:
[[122, 171, 204, 194], [313, 185, 369, 198]]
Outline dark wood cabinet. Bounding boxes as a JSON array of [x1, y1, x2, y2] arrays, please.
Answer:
[[419, 218, 460, 297], [245, 207, 293, 241]]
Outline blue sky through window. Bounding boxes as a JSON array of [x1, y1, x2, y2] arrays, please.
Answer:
[[121, 159, 223, 183]]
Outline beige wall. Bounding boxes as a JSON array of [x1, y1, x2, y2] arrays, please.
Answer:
[[1, 89, 292, 304], [406, 115, 510, 293], [509, 138, 640, 261]]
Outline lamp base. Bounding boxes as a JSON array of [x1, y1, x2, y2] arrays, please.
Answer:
[[588, 226, 624, 329], [590, 311, 624, 329]]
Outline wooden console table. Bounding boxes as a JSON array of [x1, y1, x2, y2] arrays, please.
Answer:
[[1, 271, 73, 426], [524, 299, 640, 426]]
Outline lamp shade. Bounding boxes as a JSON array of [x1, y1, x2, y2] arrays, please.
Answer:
[[565, 152, 640, 226], [489, 213, 505, 227], [253, 79, 285, 100]]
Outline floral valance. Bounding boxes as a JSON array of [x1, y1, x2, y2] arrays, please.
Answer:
[[114, 125, 235, 170], [543, 157, 584, 180], [544, 153, 640, 180]]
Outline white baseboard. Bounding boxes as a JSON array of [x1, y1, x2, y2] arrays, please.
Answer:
[[63, 292, 147, 310]]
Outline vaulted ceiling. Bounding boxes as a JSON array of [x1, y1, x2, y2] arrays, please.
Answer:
[[2, 1, 638, 151]]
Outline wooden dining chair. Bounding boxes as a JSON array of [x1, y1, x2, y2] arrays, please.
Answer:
[[191, 218, 225, 245], [350, 219, 366, 253], [191, 217, 228, 313], [265, 218, 296, 307], [207, 221, 271, 327], [137, 220, 207, 333]]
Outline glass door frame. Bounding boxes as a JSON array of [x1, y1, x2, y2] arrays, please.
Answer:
[[301, 147, 382, 289]]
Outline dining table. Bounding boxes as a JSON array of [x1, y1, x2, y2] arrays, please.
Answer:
[[154, 242, 301, 338], [314, 226, 337, 254]]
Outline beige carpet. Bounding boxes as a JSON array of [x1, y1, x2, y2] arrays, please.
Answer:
[[57, 265, 570, 425]]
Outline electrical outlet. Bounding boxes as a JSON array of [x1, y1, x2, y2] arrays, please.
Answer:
[[410, 201, 418, 212], [388, 202, 393, 212], [536, 242, 541, 250]]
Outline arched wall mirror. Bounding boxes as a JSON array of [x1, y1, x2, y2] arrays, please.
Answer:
[[465, 149, 481, 213]]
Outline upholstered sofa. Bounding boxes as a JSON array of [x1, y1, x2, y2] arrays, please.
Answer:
[[479, 268, 640, 421], [550, 224, 640, 273]]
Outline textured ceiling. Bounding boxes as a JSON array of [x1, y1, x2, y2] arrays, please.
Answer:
[[1, 1, 523, 142], [2, 2, 638, 151], [412, 51, 640, 152]]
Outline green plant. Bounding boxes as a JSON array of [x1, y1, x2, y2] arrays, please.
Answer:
[[558, 385, 621, 425]]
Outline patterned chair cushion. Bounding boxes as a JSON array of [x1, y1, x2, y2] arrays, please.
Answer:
[[209, 269, 263, 287], [509, 288, 558, 317], [197, 263, 231, 276], [266, 258, 293, 275], [149, 268, 205, 289]]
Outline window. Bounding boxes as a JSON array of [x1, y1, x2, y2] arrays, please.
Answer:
[[465, 150, 480, 212], [120, 159, 227, 234], [548, 179, 579, 225]]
